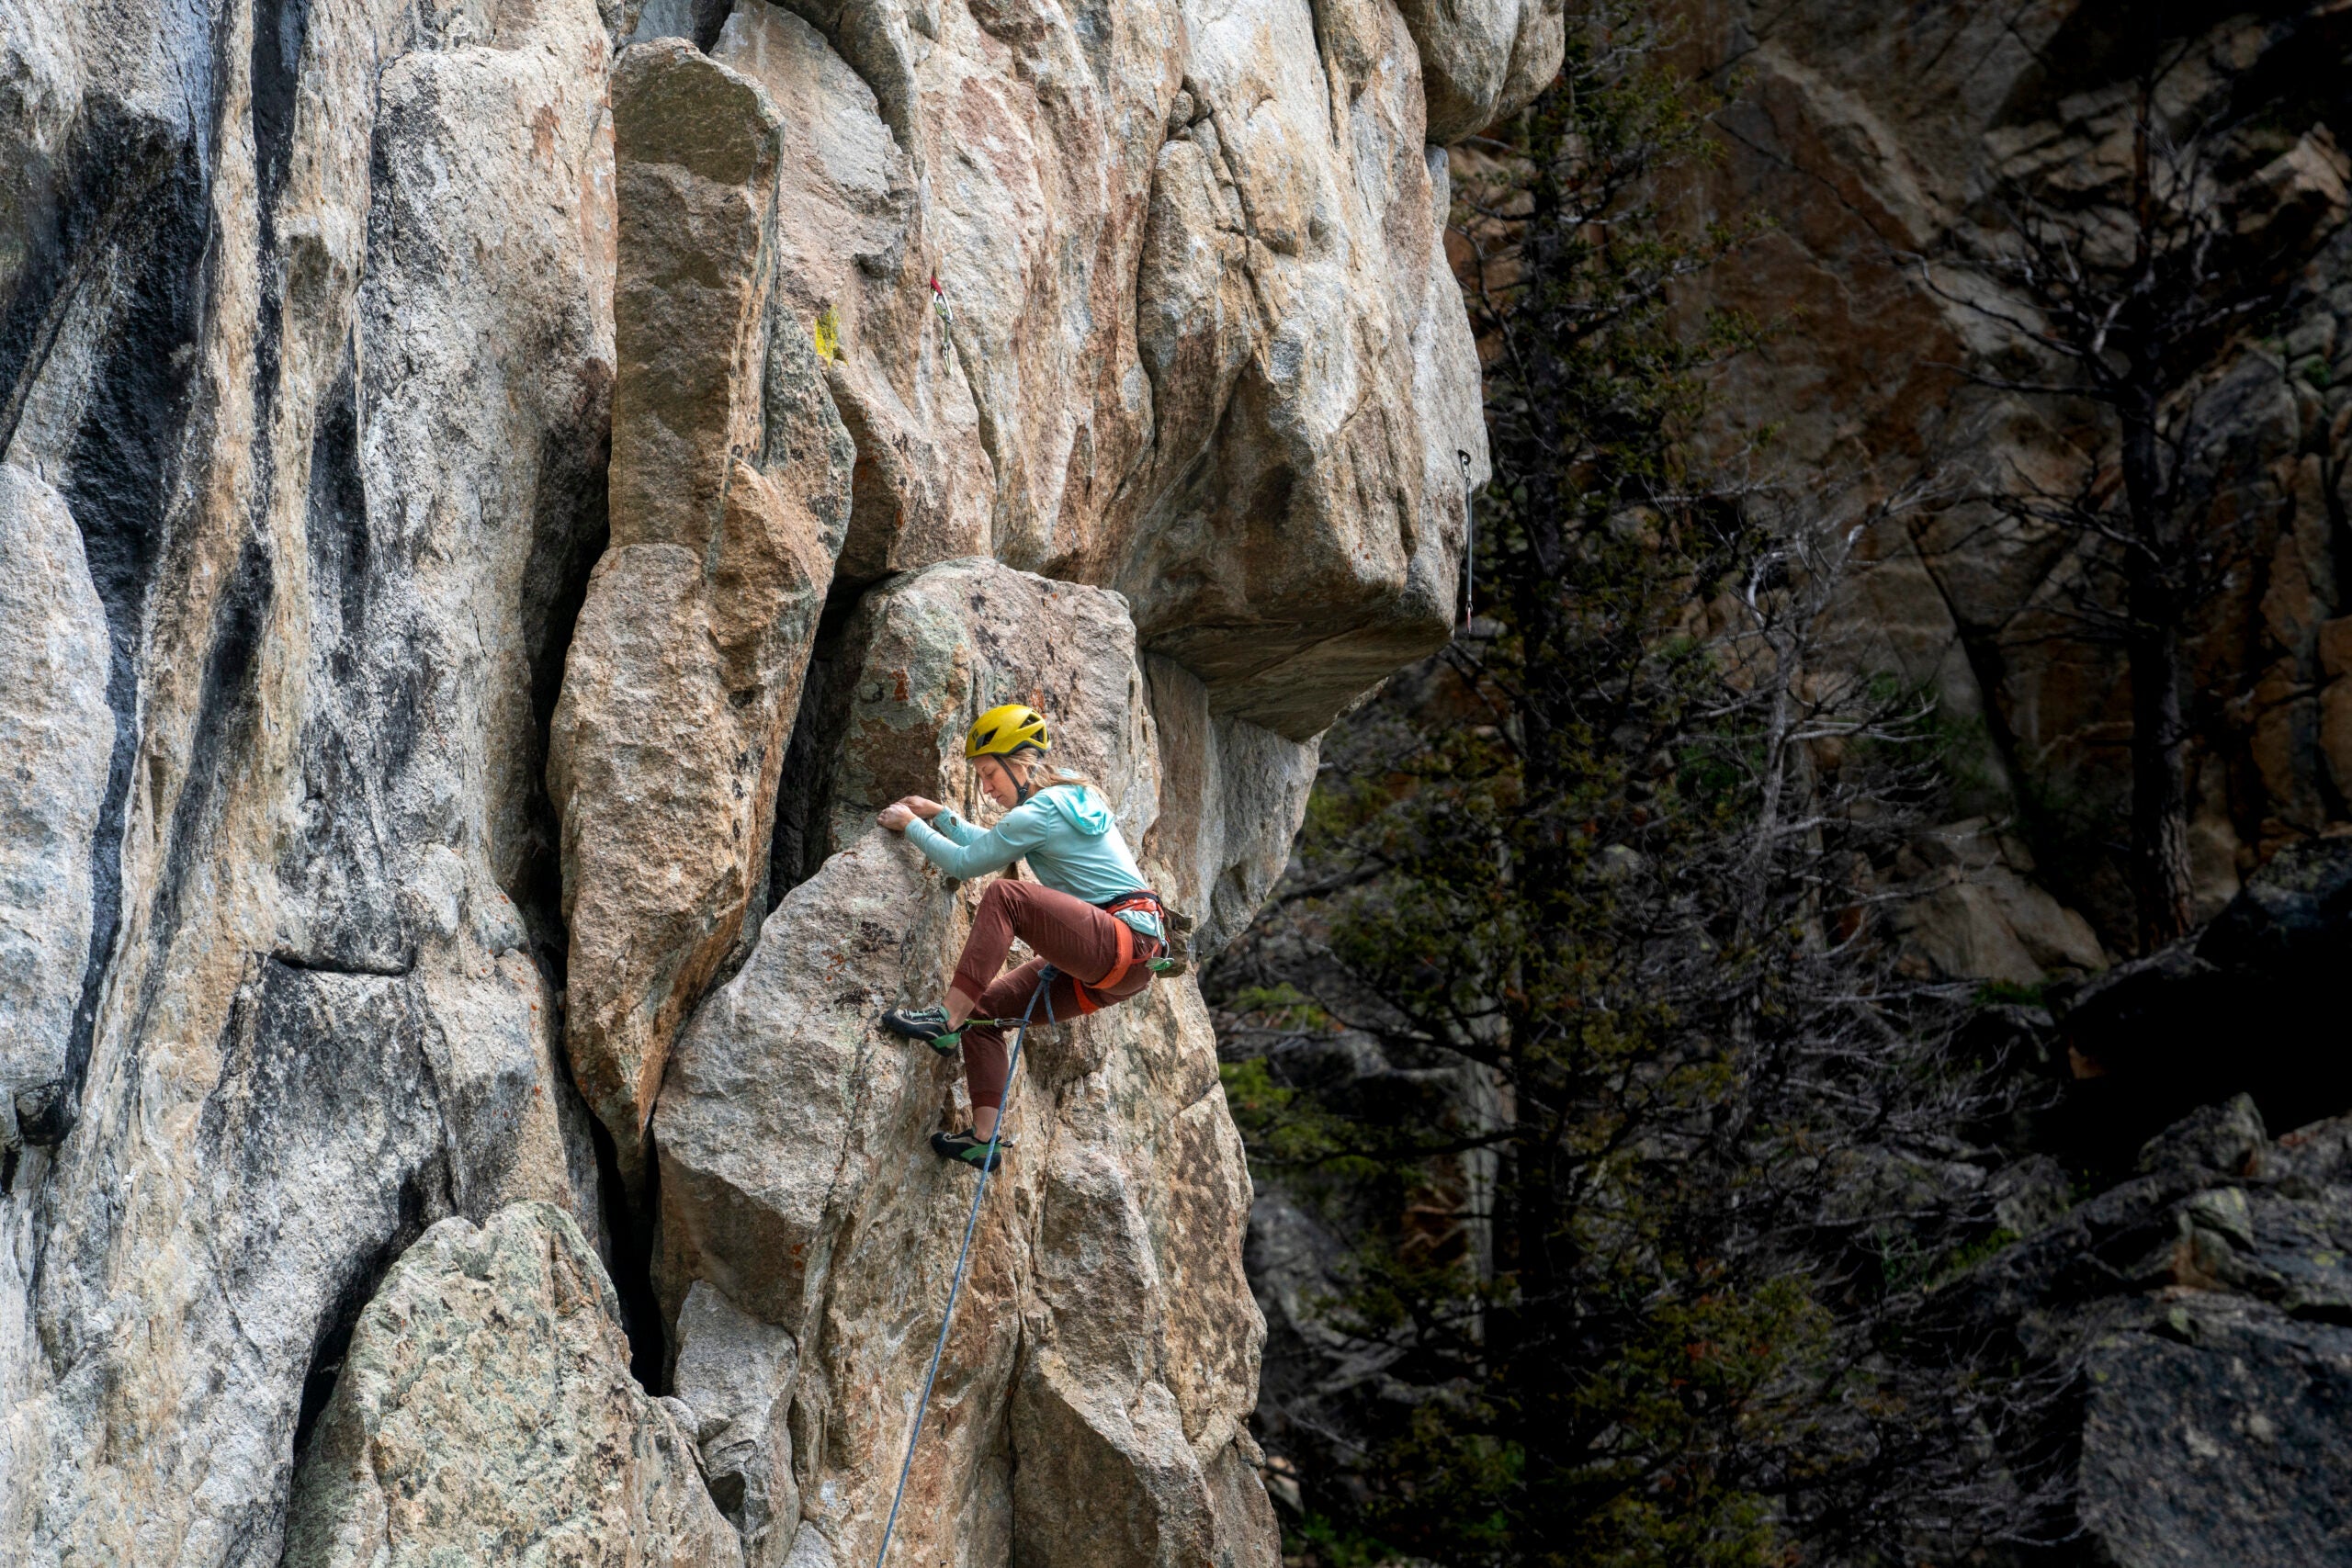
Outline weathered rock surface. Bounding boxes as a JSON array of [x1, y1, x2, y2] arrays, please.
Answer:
[[551, 37, 854, 1184], [673, 1280, 803, 1565], [1933, 1098, 2352, 1564], [0, 466, 110, 1141], [0, 0, 620, 1559], [1394, 0, 1566, 144], [285, 1202, 741, 1568], [1119, 0, 1488, 737], [0, 0, 1511, 1560], [1888, 818, 2108, 987], [815, 556, 1159, 860], [1663, 2, 2352, 947], [659, 553, 1267, 1568]]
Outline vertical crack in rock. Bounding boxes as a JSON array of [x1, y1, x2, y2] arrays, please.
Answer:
[[515, 359, 615, 978]]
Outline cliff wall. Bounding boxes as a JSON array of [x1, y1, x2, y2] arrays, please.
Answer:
[[1658, 1, 2352, 966], [0, 0, 1556, 1561]]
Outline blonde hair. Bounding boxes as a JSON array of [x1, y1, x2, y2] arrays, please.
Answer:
[[1002, 744, 1095, 797]]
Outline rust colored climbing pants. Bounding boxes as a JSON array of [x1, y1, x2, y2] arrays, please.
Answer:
[[955, 878, 1157, 1111]]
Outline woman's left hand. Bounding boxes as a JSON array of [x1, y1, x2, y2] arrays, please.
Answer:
[[876, 801, 917, 832]]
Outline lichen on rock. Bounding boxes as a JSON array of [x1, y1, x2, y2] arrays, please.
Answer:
[[284, 1202, 742, 1568]]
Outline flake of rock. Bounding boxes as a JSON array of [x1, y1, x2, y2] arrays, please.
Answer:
[[673, 1280, 803, 1566], [0, 466, 111, 1143], [552, 37, 854, 1181]]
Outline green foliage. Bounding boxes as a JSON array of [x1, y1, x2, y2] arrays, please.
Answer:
[[1209, 10, 2000, 1565], [1926, 1228, 2023, 1292]]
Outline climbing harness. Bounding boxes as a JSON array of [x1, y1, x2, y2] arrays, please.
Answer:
[[1458, 449, 1476, 625], [873, 965, 1057, 1568], [1083, 889, 1182, 995]]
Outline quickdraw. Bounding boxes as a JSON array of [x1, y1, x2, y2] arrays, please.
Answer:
[[1458, 448, 1476, 625]]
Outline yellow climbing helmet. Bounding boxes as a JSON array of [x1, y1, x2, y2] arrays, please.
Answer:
[[965, 703, 1050, 760]]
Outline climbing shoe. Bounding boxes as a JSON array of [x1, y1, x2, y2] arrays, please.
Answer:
[[881, 1006, 962, 1055], [931, 1128, 1012, 1171]]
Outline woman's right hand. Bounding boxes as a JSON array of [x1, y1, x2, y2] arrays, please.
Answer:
[[876, 795, 945, 832]]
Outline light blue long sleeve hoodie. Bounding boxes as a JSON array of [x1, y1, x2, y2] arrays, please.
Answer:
[[904, 784, 1164, 939]]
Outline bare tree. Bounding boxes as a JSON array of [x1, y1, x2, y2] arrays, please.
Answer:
[[1919, 47, 2347, 949]]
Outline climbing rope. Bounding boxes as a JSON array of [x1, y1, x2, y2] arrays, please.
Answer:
[[872, 965, 1057, 1568]]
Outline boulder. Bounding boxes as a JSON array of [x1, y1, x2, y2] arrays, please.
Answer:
[[818, 557, 1159, 863], [654, 827, 959, 1333], [284, 1202, 741, 1568], [551, 38, 855, 1180], [1392, 0, 1567, 143], [2076, 1304, 2352, 1568], [2056, 838, 2352, 1147], [0, 466, 111, 1142], [1932, 1098, 2352, 1563]]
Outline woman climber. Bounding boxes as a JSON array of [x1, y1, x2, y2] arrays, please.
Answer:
[[875, 703, 1167, 1169]]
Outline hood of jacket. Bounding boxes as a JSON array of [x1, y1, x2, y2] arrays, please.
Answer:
[[1036, 783, 1113, 836]]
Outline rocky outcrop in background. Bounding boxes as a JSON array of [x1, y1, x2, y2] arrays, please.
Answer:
[[0, 0, 1550, 1562], [1637, 24, 2352, 1542], [1655, 1, 2352, 973]]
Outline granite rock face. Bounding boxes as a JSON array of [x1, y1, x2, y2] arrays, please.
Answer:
[[0, 0, 617, 1559], [657, 553, 1266, 1568], [0, 0, 1507, 1562], [285, 1202, 741, 1568], [0, 466, 110, 1142]]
